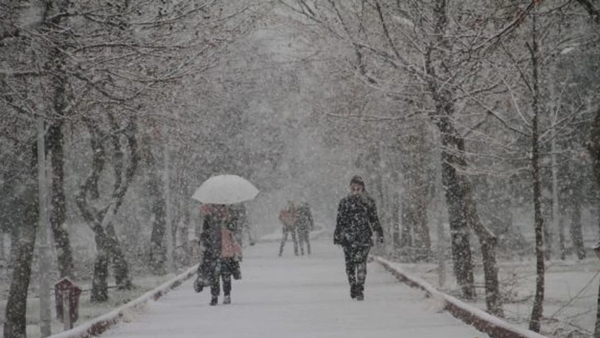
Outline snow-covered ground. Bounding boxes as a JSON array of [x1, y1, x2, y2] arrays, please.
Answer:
[[395, 254, 600, 337], [90, 239, 488, 338]]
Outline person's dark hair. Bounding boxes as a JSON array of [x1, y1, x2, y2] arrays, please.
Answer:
[[350, 175, 365, 188]]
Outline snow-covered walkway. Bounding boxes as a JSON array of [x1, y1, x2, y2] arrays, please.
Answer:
[[101, 239, 487, 338]]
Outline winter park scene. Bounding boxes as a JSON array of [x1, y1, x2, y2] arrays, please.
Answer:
[[2, 1, 600, 338]]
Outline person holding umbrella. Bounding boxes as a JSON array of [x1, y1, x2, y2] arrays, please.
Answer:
[[192, 175, 259, 306], [197, 204, 242, 306]]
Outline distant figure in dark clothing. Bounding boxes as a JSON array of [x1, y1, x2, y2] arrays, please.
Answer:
[[296, 202, 314, 255], [230, 204, 255, 255], [278, 201, 299, 257], [334, 176, 384, 301]]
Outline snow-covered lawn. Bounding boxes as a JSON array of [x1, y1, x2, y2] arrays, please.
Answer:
[[0, 272, 179, 338], [394, 255, 600, 337]]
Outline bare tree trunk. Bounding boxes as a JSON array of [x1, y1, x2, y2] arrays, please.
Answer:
[[3, 199, 38, 338], [413, 128, 431, 260], [47, 120, 74, 278], [439, 142, 475, 299], [464, 184, 504, 317], [566, 164, 585, 260], [179, 203, 191, 267], [3, 150, 39, 338], [559, 214, 566, 260], [409, 172, 430, 260], [391, 192, 401, 258], [437, 211, 446, 288], [548, 130, 560, 260], [0, 233, 4, 263], [107, 223, 133, 289], [542, 198, 553, 261], [595, 280, 600, 338], [45, 0, 75, 274], [426, 0, 475, 299], [592, 107, 600, 192], [143, 138, 167, 274], [91, 234, 110, 303], [588, 68, 600, 338], [8, 225, 18, 270], [77, 117, 138, 301], [400, 196, 413, 252], [570, 201, 586, 260], [399, 124, 431, 261], [529, 11, 545, 332]]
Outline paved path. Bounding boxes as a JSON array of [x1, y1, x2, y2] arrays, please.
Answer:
[[102, 239, 487, 338]]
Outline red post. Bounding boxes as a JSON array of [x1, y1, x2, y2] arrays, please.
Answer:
[[54, 278, 82, 331], [593, 242, 600, 338]]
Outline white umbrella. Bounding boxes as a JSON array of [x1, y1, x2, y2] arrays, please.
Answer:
[[192, 174, 259, 204]]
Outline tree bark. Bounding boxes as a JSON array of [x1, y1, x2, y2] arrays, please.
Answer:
[[425, 0, 475, 299], [559, 213, 566, 260], [529, 11, 545, 333], [391, 192, 401, 258], [47, 120, 74, 278], [3, 150, 39, 338], [412, 128, 431, 260], [438, 131, 475, 299], [143, 138, 167, 275], [8, 225, 18, 271], [591, 107, 600, 187], [45, 0, 75, 278], [570, 201, 586, 260], [400, 196, 413, 251], [0, 233, 4, 263], [76, 117, 138, 301], [91, 233, 110, 303], [549, 133, 560, 261], [464, 183, 504, 317], [107, 223, 133, 289]]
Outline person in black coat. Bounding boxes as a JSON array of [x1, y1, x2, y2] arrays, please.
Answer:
[[334, 175, 384, 301], [296, 202, 314, 255]]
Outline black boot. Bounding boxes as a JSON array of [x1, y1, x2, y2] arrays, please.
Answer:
[[210, 296, 218, 306], [350, 284, 358, 299], [355, 284, 364, 301], [356, 291, 364, 301]]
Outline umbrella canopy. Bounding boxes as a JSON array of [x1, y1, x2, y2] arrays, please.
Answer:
[[192, 174, 259, 204]]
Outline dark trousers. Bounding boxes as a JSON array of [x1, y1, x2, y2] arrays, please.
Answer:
[[210, 258, 237, 297], [298, 229, 310, 255], [343, 245, 370, 293], [279, 228, 298, 256]]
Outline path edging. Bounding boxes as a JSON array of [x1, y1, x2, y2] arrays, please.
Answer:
[[376, 257, 548, 338], [47, 264, 199, 338]]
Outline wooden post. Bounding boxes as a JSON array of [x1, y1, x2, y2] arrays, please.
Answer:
[[594, 242, 600, 338], [62, 292, 72, 330]]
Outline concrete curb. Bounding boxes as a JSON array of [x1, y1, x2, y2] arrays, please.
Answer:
[[376, 257, 548, 338], [47, 264, 199, 338]]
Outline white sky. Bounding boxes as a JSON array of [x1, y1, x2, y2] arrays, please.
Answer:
[[98, 239, 488, 338]]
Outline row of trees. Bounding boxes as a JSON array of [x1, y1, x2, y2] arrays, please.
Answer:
[[281, 0, 599, 333], [1, 0, 599, 337], [1, 1, 272, 337]]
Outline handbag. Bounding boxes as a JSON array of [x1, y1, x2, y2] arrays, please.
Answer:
[[193, 274, 205, 293]]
